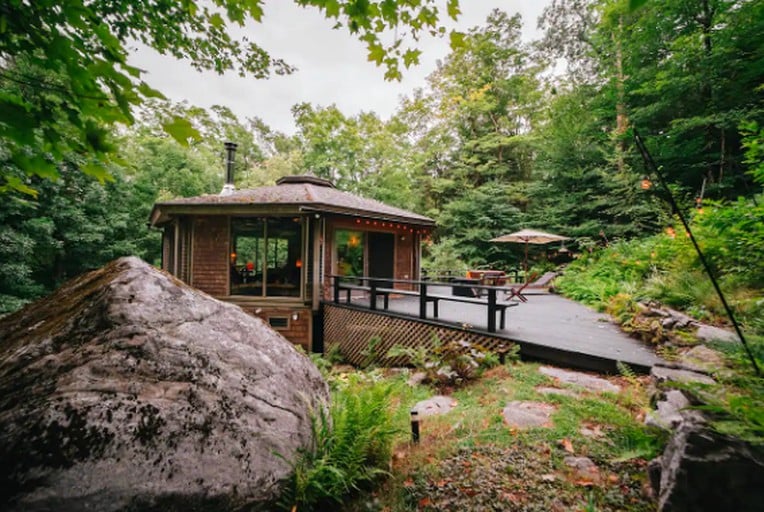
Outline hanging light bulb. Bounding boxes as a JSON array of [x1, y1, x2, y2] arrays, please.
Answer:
[[665, 226, 676, 239], [641, 176, 652, 190]]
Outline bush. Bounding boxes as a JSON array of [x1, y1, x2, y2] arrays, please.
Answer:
[[558, 199, 764, 336], [279, 375, 397, 511], [387, 337, 502, 388]]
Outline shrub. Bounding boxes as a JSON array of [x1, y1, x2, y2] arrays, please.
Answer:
[[387, 337, 502, 388], [279, 375, 397, 511]]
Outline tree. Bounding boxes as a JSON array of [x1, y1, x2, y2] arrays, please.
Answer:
[[0, 0, 463, 194], [401, 10, 542, 265], [292, 103, 417, 208]]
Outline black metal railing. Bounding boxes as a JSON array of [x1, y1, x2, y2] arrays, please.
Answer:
[[329, 274, 518, 333]]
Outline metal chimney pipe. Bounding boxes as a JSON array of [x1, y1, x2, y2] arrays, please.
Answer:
[[220, 142, 238, 196], [224, 141, 237, 185]]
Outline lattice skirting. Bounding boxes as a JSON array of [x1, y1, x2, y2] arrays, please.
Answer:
[[323, 304, 514, 367]]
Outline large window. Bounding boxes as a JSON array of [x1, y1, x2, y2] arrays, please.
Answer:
[[230, 217, 303, 297]]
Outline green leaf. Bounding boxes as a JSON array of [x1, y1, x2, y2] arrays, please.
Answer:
[[209, 12, 225, 28], [137, 81, 166, 100], [367, 43, 385, 65], [449, 30, 465, 49], [403, 49, 421, 68], [447, 0, 461, 20], [162, 116, 201, 146]]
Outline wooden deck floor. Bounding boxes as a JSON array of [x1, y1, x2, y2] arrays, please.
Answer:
[[336, 286, 663, 373]]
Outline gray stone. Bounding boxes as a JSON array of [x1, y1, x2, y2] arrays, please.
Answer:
[[563, 456, 600, 483], [502, 401, 556, 429], [650, 421, 764, 512], [412, 395, 457, 417], [695, 324, 738, 344], [407, 371, 427, 387], [645, 390, 703, 431], [0, 257, 329, 512], [536, 386, 577, 397], [651, 365, 716, 386], [680, 345, 726, 373], [539, 366, 621, 393]]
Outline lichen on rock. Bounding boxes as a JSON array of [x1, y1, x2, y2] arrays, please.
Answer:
[[0, 257, 329, 511]]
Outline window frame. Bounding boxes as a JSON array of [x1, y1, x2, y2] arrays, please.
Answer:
[[229, 216, 305, 300]]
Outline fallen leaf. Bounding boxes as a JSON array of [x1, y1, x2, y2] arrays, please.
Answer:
[[403, 478, 414, 488], [540, 473, 556, 482], [608, 474, 619, 484], [560, 438, 575, 453], [418, 497, 432, 508]]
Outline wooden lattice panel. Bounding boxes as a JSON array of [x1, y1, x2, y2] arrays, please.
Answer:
[[323, 304, 514, 367]]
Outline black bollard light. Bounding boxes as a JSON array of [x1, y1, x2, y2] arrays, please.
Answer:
[[410, 409, 420, 444]]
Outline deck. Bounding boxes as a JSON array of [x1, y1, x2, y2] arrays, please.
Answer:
[[328, 284, 663, 373]]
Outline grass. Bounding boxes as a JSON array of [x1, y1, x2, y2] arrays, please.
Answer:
[[323, 361, 664, 512]]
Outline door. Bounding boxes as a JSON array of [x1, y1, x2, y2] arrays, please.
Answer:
[[368, 232, 395, 285]]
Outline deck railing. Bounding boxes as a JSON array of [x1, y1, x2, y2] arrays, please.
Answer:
[[329, 274, 518, 333]]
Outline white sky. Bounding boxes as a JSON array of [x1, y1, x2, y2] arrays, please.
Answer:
[[131, 1, 549, 135]]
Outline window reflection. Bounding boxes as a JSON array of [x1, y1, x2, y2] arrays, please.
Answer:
[[336, 229, 364, 277], [230, 217, 302, 297]]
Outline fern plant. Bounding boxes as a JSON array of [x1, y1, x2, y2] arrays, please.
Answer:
[[278, 375, 398, 511]]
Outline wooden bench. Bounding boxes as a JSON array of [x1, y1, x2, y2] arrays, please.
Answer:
[[379, 288, 519, 330], [425, 293, 519, 329], [335, 283, 391, 309]]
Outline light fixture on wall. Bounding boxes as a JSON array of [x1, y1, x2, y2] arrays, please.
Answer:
[[291, 312, 299, 321]]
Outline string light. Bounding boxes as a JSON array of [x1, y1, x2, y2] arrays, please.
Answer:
[[641, 176, 652, 190]]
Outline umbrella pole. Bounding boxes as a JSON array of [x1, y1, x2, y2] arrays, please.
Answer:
[[524, 241, 528, 282]]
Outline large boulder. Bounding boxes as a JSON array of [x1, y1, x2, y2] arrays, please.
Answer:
[[649, 420, 764, 511], [0, 257, 329, 511]]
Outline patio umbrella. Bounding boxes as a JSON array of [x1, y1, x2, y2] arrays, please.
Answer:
[[490, 229, 570, 281]]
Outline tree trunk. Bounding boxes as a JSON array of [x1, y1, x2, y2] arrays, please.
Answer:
[[613, 15, 628, 173]]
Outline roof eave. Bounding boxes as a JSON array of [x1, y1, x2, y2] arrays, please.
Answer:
[[149, 201, 435, 227]]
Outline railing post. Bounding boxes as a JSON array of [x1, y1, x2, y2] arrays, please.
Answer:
[[333, 275, 340, 304], [419, 281, 428, 319], [370, 279, 377, 311], [487, 287, 497, 333]]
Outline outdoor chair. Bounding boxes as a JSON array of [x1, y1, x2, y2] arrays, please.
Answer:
[[504, 273, 537, 302]]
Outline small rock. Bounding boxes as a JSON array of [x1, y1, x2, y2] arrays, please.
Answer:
[[539, 366, 621, 393], [502, 401, 556, 429], [680, 345, 726, 372], [645, 390, 702, 431], [563, 456, 600, 484], [536, 386, 577, 397], [651, 366, 715, 386], [412, 395, 457, 417], [407, 371, 427, 387], [694, 324, 738, 344], [579, 425, 605, 439]]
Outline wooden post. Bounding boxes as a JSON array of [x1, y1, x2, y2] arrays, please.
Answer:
[[419, 281, 428, 319], [370, 279, 377, 311], [487, 287, 497, 333]]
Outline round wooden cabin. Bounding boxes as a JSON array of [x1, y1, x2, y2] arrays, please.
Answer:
[[149, 175, 435, 351]]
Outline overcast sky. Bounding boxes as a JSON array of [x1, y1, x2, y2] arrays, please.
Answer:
[[131, 1, 550, 135]]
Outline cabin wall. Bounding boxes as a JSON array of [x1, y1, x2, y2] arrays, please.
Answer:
[[233, 303, 312, 351], [322, 216, 421, 297], [191, 216, 229, 296]]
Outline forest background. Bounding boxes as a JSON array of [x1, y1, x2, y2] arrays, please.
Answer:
[[1, 0, 762, 336]]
